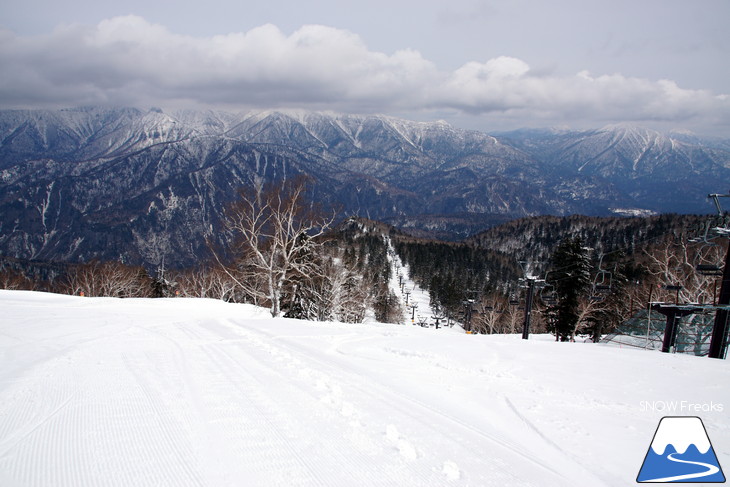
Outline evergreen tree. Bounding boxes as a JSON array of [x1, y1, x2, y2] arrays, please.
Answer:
[[547, 237, 592, 341], [374, 289, 403, 323]]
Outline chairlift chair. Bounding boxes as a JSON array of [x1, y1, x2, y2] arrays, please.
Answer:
[[696, 264, 723, 276], [688, 221, 707, 243], [592, 267, 612, 295], [588, 253, 613, 301], [689, 219, 717, 244], [693, 240, 724, 277], [708, 192, 730, 235], [539, 284, 557, 305]]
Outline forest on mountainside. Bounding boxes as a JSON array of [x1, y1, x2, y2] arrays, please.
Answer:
[[2, 210, 727, 343], [465, 214, 709, 273], [391, 213, 727, 339]]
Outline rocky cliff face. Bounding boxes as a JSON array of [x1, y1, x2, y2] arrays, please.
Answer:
[[1, 107, 728, 268]]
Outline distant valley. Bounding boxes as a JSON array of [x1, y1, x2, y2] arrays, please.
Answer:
[[1, 107, 728, 268]]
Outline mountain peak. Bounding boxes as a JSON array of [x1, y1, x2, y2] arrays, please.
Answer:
[[597, 123, 664, 138], [1, 107, 730, 266]]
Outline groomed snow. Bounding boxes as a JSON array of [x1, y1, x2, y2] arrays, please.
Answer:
[[1, 290, 728, 486]]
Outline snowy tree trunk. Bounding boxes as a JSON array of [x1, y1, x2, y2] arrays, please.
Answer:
[[219, 176, 335, 319]]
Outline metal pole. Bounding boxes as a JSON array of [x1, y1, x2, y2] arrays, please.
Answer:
[[652, 304, 700, 353], [708, 243, 730, 358], [462, 301, 469, 333], [522, 279, 535, 340], [662, 311, 680, 353], [646, 285, 654, 349]]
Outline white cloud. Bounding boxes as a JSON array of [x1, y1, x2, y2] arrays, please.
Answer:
[[0, 15, 728, 132]]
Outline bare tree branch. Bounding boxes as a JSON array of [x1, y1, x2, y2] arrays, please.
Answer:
[[222, 176, 336, 317]]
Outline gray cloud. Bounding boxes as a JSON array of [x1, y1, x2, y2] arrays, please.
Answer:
[[1, 16, 728, 133]]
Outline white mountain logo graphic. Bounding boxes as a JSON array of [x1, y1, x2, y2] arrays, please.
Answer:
[[637, 416, 726, 483]]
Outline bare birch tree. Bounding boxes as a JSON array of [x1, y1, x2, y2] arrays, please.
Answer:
[[284, 253, 369, 322], [0, 268, 34, 290], [473, 294, 504, 334], [643, 239, 725, 304], [222, 177, 335, 317], [503, 302, 523, 334], [570, 296, 610, 341], [63, 260, 151, 298], [175, 266, 239, 301]]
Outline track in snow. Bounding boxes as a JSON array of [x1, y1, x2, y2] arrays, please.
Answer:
[[2, 290, 729, 486]]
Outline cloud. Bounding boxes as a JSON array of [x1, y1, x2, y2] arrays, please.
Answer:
[[0, 15, 728, 131], [0, 16, 437, 109]]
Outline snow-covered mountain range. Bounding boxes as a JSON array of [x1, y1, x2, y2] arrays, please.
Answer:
[[1, 107, 729, 267]]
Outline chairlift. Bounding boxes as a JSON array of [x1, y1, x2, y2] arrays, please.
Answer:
[[594, 281, 611, 294], [696, 264, 723, 276], [539, 284, 557, 305], [592, 254, 613, 295], [689, 220, 713, 244], [708, 192, 730, 235], [713, 216, 730, 236], [709, 192, 729, 216], [693, 240, 724, 277], [589, 289, 609, 302], [688, 220, 704, 243], [692, 215, 730, 244]]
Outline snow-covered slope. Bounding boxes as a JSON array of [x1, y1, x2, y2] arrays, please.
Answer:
[[1, 290, 728, 486], [384, 237, 444, 326]]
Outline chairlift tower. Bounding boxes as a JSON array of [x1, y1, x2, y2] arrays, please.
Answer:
[[651, 303, 703, 353], [431, 306, 447, 329], [409, 303, 418, 324], [705, 192, 730, 359], [518, 261, 545, 340], [462, 298, 475, 333], [708, 243, 730, 358]]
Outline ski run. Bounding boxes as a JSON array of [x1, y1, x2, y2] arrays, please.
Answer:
[[1, 286, 729, 486]]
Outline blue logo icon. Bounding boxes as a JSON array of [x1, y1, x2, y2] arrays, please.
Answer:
[[637, 416, 725, 483]]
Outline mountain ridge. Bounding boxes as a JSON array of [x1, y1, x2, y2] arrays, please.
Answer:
[[1, 107, 729, 267]]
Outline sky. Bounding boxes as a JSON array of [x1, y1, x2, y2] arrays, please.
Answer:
[[1, 0, 729, 135]]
